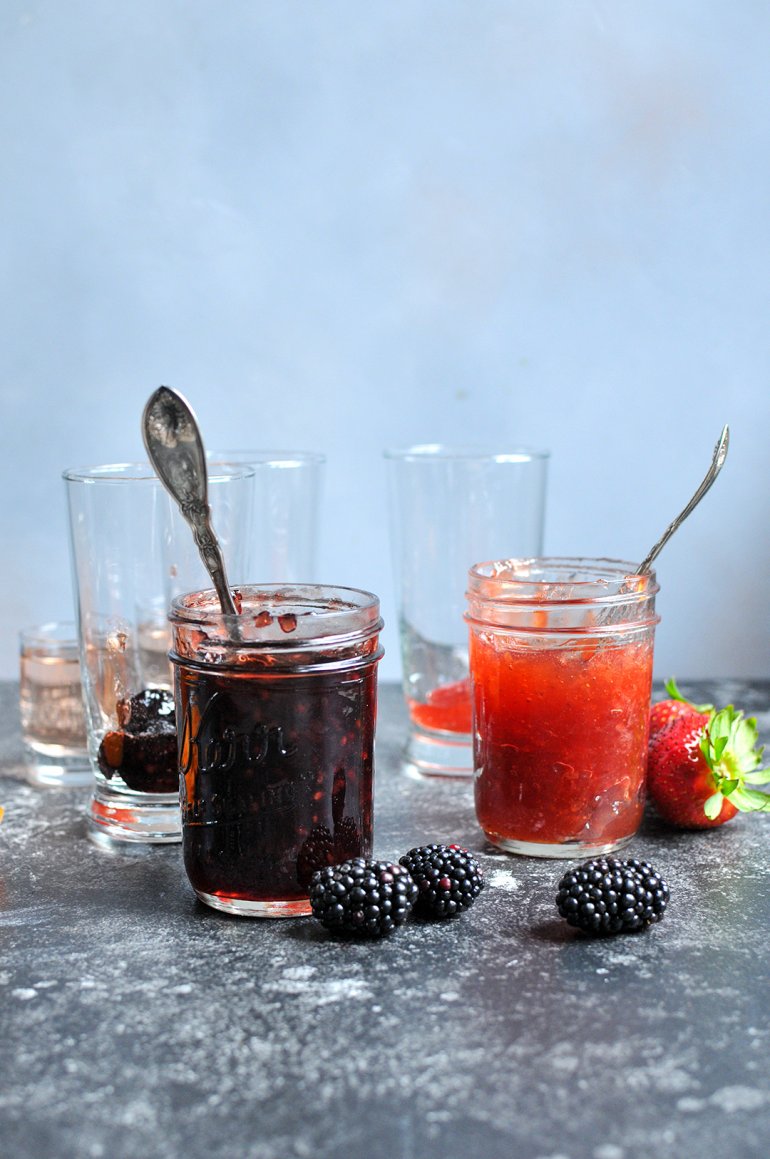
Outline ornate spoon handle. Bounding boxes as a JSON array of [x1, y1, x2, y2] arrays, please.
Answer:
[[142, 385, 239, 619], [636, 424, 730, 575]]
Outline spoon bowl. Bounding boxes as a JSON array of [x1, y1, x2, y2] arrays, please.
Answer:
[[142, 386, 239, 620]]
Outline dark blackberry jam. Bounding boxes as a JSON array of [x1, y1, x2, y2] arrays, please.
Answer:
[[170, 585, 383, 917]]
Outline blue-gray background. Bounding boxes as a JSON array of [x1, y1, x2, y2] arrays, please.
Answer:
[[2, 1, 769, 682]]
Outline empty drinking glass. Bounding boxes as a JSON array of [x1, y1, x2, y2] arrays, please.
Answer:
[[385, 444, 548, 775]]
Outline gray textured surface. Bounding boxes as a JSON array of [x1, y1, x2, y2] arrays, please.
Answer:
[[1, 679, 769, 1159]]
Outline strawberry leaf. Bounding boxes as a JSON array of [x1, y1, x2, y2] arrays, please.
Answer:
[[728, 787, 770, 813], [733, 717, 761, 767], [742, 769, 770, 785], [704, 791, 725, 820]]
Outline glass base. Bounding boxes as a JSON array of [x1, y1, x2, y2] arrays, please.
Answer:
[[403, 727, 473, 777], [23, 747, 92, 788], [88, 783, 181, 845], [486, 833, 635, 859], [194, 889, 311, 918]]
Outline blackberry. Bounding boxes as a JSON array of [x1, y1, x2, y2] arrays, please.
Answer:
[[296, 817, 365, 886], [556, 856, 670, 936], [332, 815, 363, 863], [97, 728, 179, 792], [297, 826, 335, 886], [399, 843, 484, 919], [117, 689, 175, 733], [309, 858, 418, 938], [97, 688, 178, 793]]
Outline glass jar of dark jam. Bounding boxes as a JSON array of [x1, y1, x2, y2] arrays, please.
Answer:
[[169, 585, 383, 917]]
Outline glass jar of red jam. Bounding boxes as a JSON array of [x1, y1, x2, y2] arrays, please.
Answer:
[[169, 585, 383, 916], [466, 558, 659, 858]]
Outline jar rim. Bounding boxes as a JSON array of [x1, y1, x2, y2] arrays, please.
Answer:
[[169, 583, 383, 648], [467, 556, 659, 606]]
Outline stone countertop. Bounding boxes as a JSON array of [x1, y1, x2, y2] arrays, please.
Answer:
[[0, 678, 769, 1159]]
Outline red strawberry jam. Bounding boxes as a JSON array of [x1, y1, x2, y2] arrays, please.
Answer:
[[466, 558, 659, 857], [408, 676, 473, 735], [470, 637, 653, 851]]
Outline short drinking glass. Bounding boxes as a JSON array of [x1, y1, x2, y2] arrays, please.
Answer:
[[19, 621, 90, 787]]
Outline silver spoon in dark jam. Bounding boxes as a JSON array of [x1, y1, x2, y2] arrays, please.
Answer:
[[142, 385, 240, 620]]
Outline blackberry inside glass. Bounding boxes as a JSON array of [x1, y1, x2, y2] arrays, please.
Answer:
[[96, 688, 178, 793]]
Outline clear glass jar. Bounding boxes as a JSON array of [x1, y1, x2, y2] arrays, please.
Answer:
[[466, 558, 660, 858], [169, 584, 384, 916]]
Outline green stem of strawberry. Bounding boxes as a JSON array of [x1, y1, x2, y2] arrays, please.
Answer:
[[664, 676, 713, 715]]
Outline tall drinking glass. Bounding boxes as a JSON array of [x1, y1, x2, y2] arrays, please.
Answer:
[[210, 451, 325, 583], [64, 462, 254, 848], [385, 445, 548, 775]]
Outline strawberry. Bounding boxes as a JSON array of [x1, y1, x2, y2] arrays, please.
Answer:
[[647, 686, 770, 829], [648, 677, 712, 743]]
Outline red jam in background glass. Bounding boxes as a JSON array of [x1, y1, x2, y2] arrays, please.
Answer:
[[170, 585, 383, 916], [408, 676, 473, 734], [466, 559, 659, 858]]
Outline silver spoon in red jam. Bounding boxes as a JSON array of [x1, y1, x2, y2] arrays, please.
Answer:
[[635, 424, 729, 576]]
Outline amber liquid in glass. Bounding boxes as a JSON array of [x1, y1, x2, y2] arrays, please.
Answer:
[[20, 652, 87, 755]]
